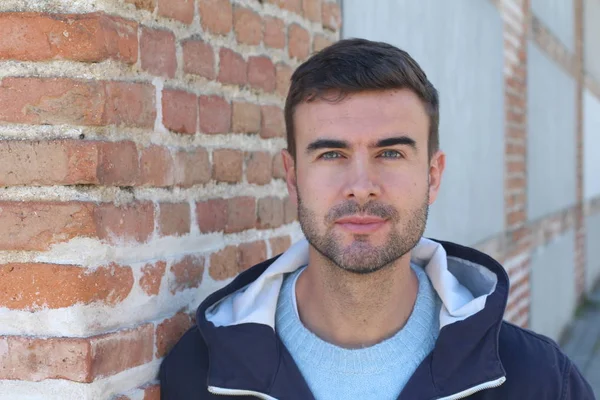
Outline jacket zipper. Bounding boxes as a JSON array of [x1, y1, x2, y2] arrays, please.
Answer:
[[208, 386, 278, 399], [208, 377, 506, 400], [436, 376, 506, 400]]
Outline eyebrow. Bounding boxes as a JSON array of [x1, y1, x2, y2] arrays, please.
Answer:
[[306, 139, 349, 153], [305, 135, 417, 154], [375, 136, 417, 150]]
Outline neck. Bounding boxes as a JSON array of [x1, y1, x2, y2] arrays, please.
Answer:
[[295, 247, 419, 349]]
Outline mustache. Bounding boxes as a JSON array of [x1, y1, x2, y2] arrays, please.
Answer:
[[326, 201, 400, 222]]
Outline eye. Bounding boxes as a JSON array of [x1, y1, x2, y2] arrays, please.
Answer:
[[379, 150, 403, 158], [319, 151, 343, 160]]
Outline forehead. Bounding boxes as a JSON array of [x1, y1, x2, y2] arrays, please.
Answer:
[[294, 89, 429, 146]]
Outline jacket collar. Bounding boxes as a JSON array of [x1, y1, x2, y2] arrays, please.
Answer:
[[196, 238, 509, 399]]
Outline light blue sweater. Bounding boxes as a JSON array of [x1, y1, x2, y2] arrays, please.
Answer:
[[275, 264, 441, 400]]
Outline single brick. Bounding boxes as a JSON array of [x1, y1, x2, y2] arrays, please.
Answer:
[[225, 197, 256, 233], [212, 149, 243, 183], [94, 202, 155, 244], [198, 0, 233, 35], [170, 255, 205, 294], [162, 89, 198, 134], [0, 140, 99, 186], [246, 151, 272, 185], [0, 77, 105, 126], [156, 312, 193, 358], [270, 235, 292, 255], [139, 261, 167, 296], [313, 34, 333, 52], [264, 17, 285, 49], [158, 0, 195, 24], [103, 81, 157, 128], [199, 95, 231, 134], [322, 1, 342, 30], [140, 27, 177, 78], [507, 176, 526, 191], [266, 0, 302, 13], [284, 196, 298, 223], [173, 148, 211, 187], [232, 101, 261, 133], [507, 160, 526, 174], [98, 141, 140, 186], [507, 210, 526, 226], [275, 63, 293, 97], [182, 39, 216, 79], [209, 246, 240, 280], [0, 202, 96, 251], [0, 325, 153, 382], [0, 263, 133, 310], [261, 105, 285, 138], [218, 48, 247, 85], [196, 199, 227, 233], [272, 152, 286, 179], [125, 0, 156, 11], [238, 240, 267, 270], [89, 324, 154, 380], [0, 336, 91, 382], [257, 196, 284, 229], [64, 142, 101, 184], [288, 24, 310, 60], [159, 203, 191, 236], [139, 145, 174, 187], [303, 0, 322, 22], [248, 56, 276, 93], [234, 7, 262, 45], [0, 12, 138, 63]]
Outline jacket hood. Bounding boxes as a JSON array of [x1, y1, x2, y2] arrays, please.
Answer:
[[204, 237, 499, 331], [195, 237, 510, 399]]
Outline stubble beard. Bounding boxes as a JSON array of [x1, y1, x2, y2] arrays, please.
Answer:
[[297, 191, 430, 275]]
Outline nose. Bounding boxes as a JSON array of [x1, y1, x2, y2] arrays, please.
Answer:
[[342, 156, 381, 204]]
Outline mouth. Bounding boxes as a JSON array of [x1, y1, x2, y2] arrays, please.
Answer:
[[334, 215, 388, 234]]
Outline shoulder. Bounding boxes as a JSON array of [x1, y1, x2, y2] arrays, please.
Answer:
[[159, 325, 212, 399], [489, 321, 594, 399], [498, 321, 566, 374], [499, 321, 564, 357]]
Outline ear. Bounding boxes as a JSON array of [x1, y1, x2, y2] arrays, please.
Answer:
[[428, 150, 446, 205], [282, 149, 298, 205]]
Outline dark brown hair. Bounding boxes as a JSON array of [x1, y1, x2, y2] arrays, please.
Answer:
[[284, 38, 439, 160]]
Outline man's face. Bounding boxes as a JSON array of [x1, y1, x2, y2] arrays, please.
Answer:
[[283, 89, 445, 274]]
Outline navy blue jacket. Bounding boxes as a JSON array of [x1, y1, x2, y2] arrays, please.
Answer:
[[160, 239, 595, 399]]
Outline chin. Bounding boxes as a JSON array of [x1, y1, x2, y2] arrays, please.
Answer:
[[346, 234, 387, 247], [335, 258, 392, 275]]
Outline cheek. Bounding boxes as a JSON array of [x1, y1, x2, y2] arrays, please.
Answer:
[[297, 167, 341, 208], [383, 170, 427, 201]]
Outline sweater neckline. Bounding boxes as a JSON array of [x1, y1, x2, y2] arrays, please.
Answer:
[[275, 264, 441, 375]]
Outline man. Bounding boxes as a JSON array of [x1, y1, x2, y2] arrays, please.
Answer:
[[160, 38, 594, 399]]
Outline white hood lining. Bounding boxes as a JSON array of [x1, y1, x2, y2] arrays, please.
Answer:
[[206, 237, 497, 330]]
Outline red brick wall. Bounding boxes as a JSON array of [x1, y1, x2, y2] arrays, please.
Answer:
[[0, 1, 339, 398], [476, 0, 533, 328], [485, 0, 597, 330]]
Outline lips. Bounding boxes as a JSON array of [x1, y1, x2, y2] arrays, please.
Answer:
[[334, 215, 387, 234]]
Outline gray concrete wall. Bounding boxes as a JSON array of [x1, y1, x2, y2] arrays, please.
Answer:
[[586, 213, 600, 293], [530, 230, 577, 341], [584, 89, 600, 200], [584, 0, 600, 82], [532, 0, 575, 52], [342, 0, 505, 246], [527, 42, 577, 221]]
